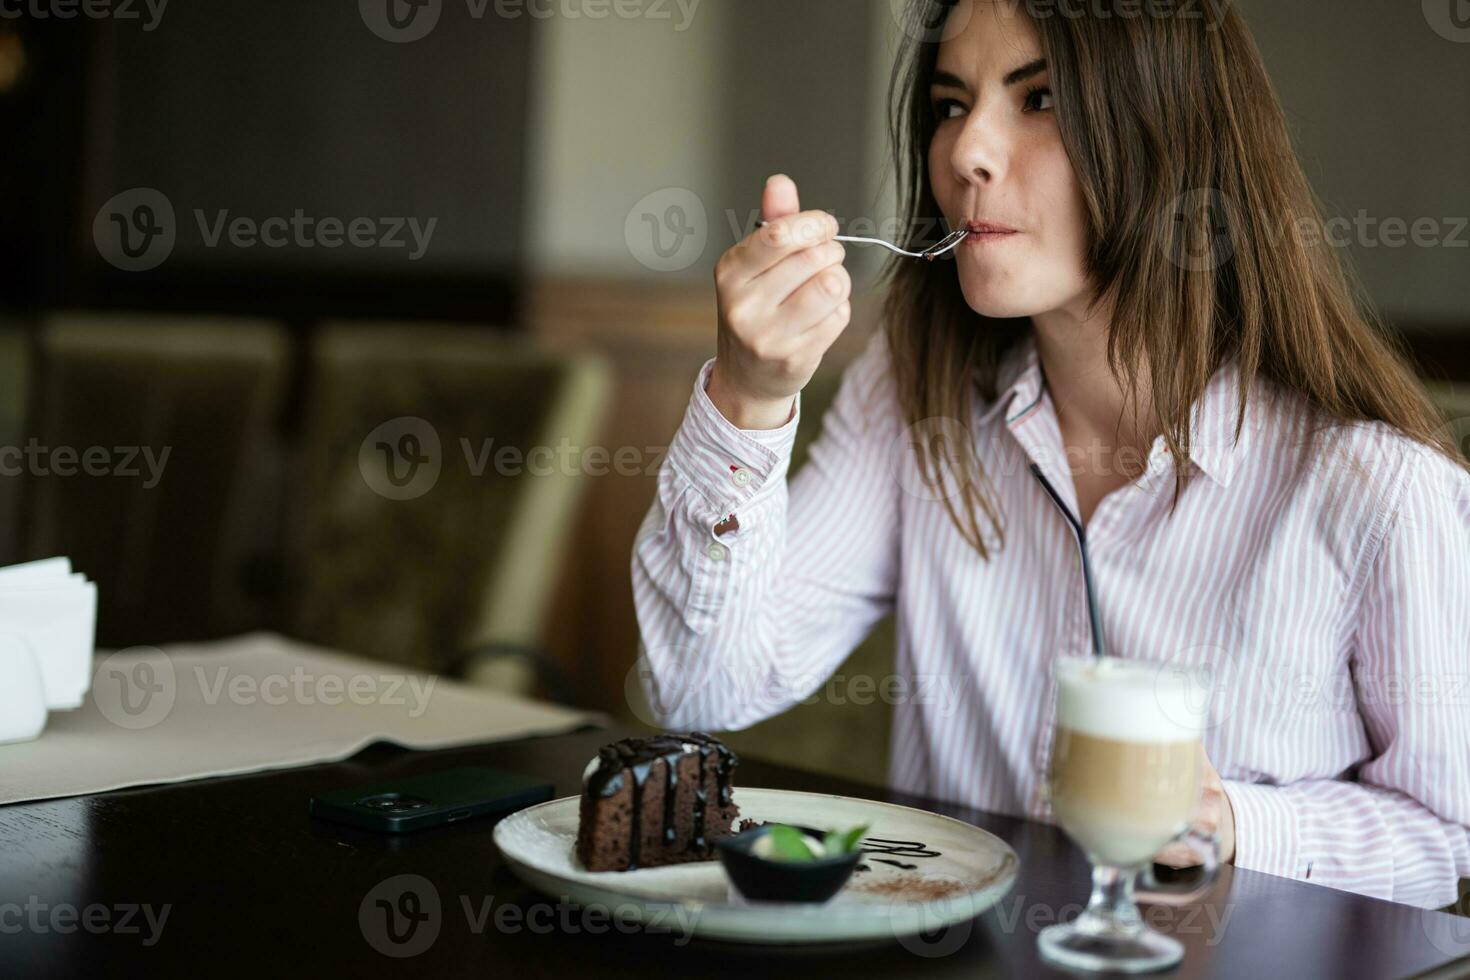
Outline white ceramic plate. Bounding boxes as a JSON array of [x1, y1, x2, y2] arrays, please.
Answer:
[[493, 787, 1019, 945]]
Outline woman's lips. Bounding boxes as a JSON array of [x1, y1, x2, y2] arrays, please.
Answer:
[[963, 220, 1019, 245]]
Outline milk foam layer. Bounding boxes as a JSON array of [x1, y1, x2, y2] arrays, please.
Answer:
[[1055, 657, 1204, 743]]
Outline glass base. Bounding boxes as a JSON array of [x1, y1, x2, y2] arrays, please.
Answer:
[[1038, 918, 1183, 974]]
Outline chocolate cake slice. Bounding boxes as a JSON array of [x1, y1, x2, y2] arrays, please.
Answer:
[[575, 732, 740, 872]]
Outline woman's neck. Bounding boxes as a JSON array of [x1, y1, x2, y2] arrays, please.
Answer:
[[1030, 303, 1158, 467]]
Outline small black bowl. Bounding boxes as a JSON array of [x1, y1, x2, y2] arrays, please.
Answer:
[[715, 826, 862, 904]]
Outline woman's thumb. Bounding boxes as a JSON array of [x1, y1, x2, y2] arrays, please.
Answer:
[[760, 174, 800, 222]]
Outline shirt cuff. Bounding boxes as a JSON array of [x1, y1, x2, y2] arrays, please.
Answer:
[[665, 358, 801, 518], [1222, 781, 1308, 883]]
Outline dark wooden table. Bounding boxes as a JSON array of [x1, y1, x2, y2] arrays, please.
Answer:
[[3, 722, 1468, 979]]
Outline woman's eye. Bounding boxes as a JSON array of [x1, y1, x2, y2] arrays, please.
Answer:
[[1023, 86, 1054, 113], [933, 98, 966, 121]]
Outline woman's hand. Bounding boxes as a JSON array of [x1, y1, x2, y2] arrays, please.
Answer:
[[706, 174, 852, 430], [1155, 750, 1237, 868]]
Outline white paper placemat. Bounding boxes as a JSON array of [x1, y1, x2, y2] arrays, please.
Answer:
[[0, 632, 609, 806]]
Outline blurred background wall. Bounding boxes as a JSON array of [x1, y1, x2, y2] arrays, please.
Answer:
[[0, 0, 1466, 785]]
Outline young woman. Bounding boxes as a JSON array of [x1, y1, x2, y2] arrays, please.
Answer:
[[631, 0, 1469, 909]]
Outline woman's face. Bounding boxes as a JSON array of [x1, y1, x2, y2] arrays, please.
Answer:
[[928, 0, 1093, 321]]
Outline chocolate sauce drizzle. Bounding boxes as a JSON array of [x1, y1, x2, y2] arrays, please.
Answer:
[[585, 731, 738, 870]]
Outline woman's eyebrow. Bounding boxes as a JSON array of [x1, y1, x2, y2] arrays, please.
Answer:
[[931, 58, 1048, 93], [1002, 57, 1048, 86]]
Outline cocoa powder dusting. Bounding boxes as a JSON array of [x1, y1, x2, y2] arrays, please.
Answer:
[[848, 873, 969, 902]]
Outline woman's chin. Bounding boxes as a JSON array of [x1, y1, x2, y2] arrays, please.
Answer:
[[958, 281, 1035, 320]]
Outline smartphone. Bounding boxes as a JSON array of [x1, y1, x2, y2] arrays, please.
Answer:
[[309, 767, 554, 834]]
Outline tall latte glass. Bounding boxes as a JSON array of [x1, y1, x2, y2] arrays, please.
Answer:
[[1038, 656, 1219, 973]]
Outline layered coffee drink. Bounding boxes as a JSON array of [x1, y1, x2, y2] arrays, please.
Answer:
[[1048, 657, 1205, 868]]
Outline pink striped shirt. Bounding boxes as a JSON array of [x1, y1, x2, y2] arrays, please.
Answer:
[[631, 328, 1470, 909]]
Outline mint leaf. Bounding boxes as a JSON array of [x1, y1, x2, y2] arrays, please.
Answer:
[[767, 825, 815, 861], [822, 823, 870, 855]]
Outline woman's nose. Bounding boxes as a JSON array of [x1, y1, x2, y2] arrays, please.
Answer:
[[949, 112, 1007, 186]]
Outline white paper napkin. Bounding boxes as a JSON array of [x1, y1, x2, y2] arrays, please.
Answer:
[[0, 556, 98, 711]]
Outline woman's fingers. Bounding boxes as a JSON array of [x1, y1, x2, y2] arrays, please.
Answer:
[[707, 174, 852, 424], [761, 173, 801, 223], [780, 260, 852, 330], [748, 240, 846, 305], [726, 209, 839, 283]]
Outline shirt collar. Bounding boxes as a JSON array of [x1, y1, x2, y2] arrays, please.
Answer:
[[1186, 354, 1250, 488], [975, 332, 1044, 428], [974, 331, 1249, 487]]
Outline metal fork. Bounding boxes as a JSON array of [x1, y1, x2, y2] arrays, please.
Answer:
[[754, 220, 968, 261]]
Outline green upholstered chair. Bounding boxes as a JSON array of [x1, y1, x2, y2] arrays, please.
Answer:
[[718, 363, 898, 789], [282, 323, 611, 697], [19, 313, 289, 647]]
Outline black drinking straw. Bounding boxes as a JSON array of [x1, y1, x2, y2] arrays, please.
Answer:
[[1028, 463, 1107, 660]]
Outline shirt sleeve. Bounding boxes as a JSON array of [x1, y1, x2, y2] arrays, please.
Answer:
[[1223, 447, 1470, 909], [630, 331, 901, 732]]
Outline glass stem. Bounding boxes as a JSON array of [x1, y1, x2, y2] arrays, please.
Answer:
[[1081, 863, 1143, 936]]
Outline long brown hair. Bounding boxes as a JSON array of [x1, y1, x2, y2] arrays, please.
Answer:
[[883, 0, 1467, 559]]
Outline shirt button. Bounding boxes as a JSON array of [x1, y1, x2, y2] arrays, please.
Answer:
[[706, 543, 728, 562], [732, 469, 752, 487]]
